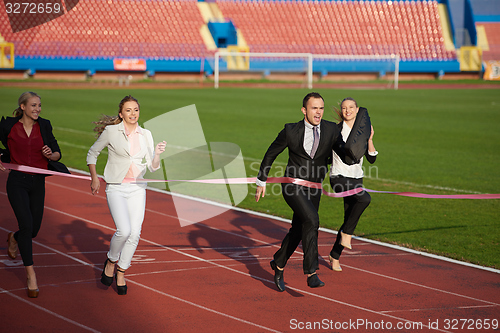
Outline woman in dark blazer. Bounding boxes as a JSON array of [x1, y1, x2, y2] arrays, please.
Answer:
[[328, 97, 378, 272], [0, 91, 67, 298]]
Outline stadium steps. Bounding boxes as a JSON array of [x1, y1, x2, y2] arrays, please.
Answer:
[[199, 25, 218, 51], [197, 1, 249, 66], [475, 25, 489, 52], [198, 2, 224, 22], [0, 33, 15, 69], [438, 3, 457, 52], [216, 0, 456, 60], [198, 1, 225, 51]]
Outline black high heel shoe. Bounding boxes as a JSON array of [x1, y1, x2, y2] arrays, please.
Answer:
[[116, 267, 127, 295], [100, 258, 115, 286]]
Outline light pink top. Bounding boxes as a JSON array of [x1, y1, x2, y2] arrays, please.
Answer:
[[124, 125, 142, 179]]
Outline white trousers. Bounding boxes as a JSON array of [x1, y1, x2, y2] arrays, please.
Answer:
[[105, 183, 147, 270]]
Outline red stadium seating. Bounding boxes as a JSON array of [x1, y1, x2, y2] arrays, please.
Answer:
[[0, 0, 208, 58], [216, 0, 456, 60], [479, 23, 500, 61], [0, 0, 457, 60]]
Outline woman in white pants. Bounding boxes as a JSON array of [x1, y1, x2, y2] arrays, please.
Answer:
[[87, 95, 166, 295]]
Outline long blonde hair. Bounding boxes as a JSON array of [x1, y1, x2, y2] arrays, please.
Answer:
[[92, 95, 140, 137], [13, 91, 41, 117], [333, 97, 357, 122]]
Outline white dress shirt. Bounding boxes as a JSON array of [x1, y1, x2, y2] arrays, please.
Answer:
[[330, 122, 378, 179], [303, 119, 320, 157]]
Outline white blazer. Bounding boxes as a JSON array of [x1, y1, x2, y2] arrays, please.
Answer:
[[86, 122, 159, 183]]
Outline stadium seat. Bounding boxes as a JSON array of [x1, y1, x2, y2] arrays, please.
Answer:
[[0, 0, 209, 58], [479, 22, 500, 61], [0, 0, 458, 61]]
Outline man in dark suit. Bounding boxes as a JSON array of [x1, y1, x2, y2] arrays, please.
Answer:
[[255, 92, 345, 291]]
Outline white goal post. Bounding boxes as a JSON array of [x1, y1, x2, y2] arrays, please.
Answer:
[[213, 51, 400, 90]]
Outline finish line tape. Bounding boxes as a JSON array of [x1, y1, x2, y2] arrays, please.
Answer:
[[3, 163, 499, 200]]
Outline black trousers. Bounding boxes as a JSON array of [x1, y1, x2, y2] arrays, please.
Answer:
[[6, 171, 46, 266], [273, 183, 322, 275], [329, 176, 370, 260]]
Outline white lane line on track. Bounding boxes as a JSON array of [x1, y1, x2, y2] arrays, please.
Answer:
[[182, 222, 500, 307], [0, 209, 280, 331], [92, 221, 453, 333], [126, 279, 282, 333], [0, 263, 89, 270], [145, 182, 500, 275], [144, 181, 500, 274], [1, 181, 494, 333], [26, 180, 500, 301], [380, 304, 498, 314], [2, 189, 447, 332], [0, 285, 99, 332], [18, 204, 467, 332], [336, 263, 500, 307]]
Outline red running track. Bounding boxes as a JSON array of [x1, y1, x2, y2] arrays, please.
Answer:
[[0, 170, 499, 332]]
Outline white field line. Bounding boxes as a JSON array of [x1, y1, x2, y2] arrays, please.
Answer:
[[365, 176, 484, 194], [53, 127, 94, 136], [58, 141, 105, 153]]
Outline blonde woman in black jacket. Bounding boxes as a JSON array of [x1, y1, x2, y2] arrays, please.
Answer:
[[328, 97, 377, 272], [0, 91, 68, 298]]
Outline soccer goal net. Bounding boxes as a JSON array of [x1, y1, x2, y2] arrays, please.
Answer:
[[213, 51, 400, 90]]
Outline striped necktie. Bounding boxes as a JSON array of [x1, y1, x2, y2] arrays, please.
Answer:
[[310, 126, 319, 158]]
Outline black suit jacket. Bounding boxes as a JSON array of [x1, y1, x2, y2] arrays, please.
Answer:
[[0, 115, 69, 173], [336, 121, 377, 165], [258, 119, 345, 184]]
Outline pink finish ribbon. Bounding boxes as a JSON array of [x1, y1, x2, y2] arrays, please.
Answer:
[[4, 163, 92, 180], [2, 163, 499, 200], [364, 189, 500, 199]]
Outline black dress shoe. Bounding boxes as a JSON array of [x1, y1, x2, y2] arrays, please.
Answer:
[[100, 258, 114, 286], [307, 273, 325, 288], [270, 260, 285, 292]]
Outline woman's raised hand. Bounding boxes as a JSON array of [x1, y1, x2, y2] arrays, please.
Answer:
[[155, 141, 166, 155]]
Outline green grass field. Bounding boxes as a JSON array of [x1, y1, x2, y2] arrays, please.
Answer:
[[1, 86, 499, 268]]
